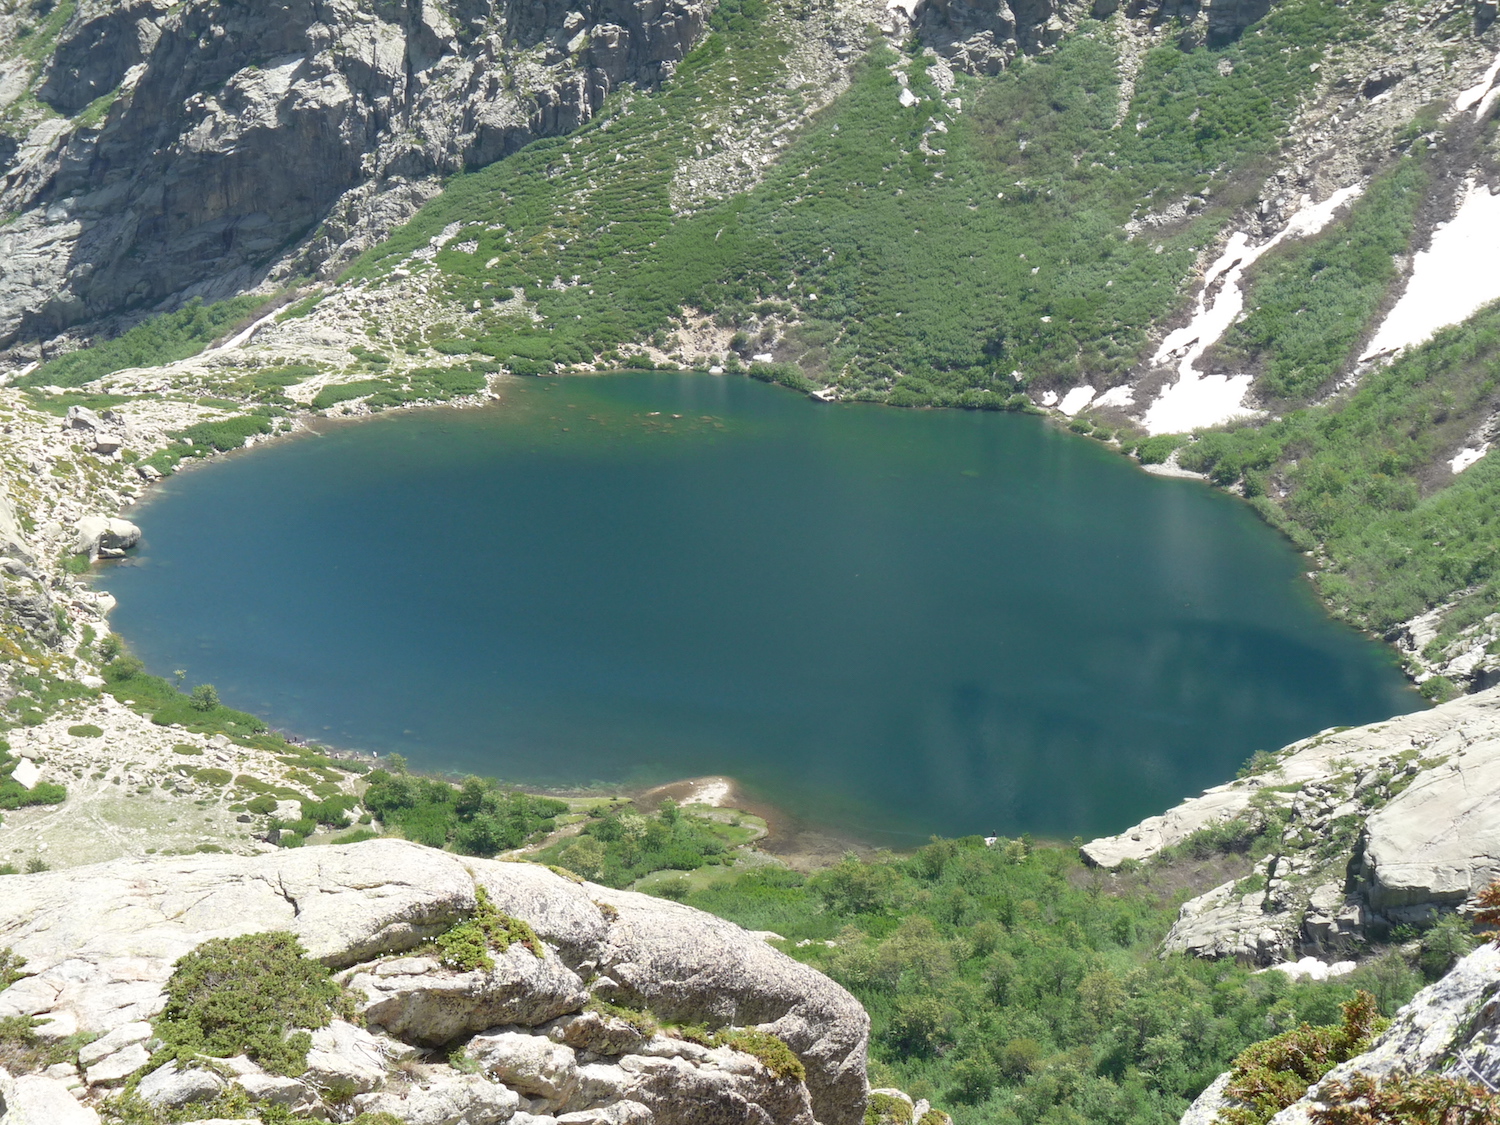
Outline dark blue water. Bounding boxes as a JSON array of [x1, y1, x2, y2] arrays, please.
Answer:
[[101, 373, 1420, 842]]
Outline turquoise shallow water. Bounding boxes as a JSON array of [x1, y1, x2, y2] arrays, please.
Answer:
[[102, 373, 1421, 842]]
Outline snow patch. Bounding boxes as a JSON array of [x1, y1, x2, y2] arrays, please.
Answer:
[[1092, 385, 1135, 409], [1142, 186, 1364, 435], [1362, 182, 1500, 360], [1259, 957, 1357, 983], [1058, 386, 1096, 415], [1451, 446, 1489, 474], [1454, 50, 1500, 114]]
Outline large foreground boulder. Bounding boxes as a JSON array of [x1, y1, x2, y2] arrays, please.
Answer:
[[0, 839, 869, 1125]]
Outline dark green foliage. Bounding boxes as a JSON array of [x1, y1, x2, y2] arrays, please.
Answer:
[[0, 748, 66, 810], [348, 0, 1365, 403], [678, 840, 1425, 1124], [21, 391, 135, 417], [361, 770, 566, 854], [21, 297, 267, 388], [1417, 913, 1477, 980], [176, 416, 272, 453], [1172, 302, 1500, 632], [1214, 155, 1428, 402], [1218, 991, 1385, 1125], [434, 886, 542, 970], [533, 800, 733, 887], [154, 932, 351, 1076], [311, 365, 488, 411]]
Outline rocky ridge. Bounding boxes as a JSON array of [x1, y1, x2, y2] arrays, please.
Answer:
[[0, 838, 878, 1125], [1082, 686, 1500, 964]]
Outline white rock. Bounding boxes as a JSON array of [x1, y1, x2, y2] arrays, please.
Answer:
[[84, 1042, 150, 1086], [78, 1023, 153, 1067], [136, 1061, 225, 1108], [10, 759, 40, 791], [351, 945, 587, 1044], [235, 1072, 311, 1106], [304, 1019, 393, 1093], [352, 1071, 521, 1125], [0, 1069, 102, 1125], [467, 1031, 578, 1103]]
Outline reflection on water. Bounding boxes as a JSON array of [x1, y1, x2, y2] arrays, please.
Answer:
[[103, 373, 1421, 842]]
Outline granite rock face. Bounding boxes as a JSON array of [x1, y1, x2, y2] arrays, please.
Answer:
[[0, 0, 710, 347], [1083, 688, 1500, 963], [0, 838, 870, 1125]]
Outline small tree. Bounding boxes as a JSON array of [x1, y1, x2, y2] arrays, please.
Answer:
[[189, 683, 219, 712]]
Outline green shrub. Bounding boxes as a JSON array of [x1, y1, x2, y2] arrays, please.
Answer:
[[153, 932, 353, 1076], [246, 795, 278, 815], [865, 1091, 915, 1125], [434, 886, 542, 970], [362, 771, 565, 854], [175, 416, 272, 454], [712, 1028, 805, 1081], [0, 749, 66, 810], [67, 724, 103, 738]]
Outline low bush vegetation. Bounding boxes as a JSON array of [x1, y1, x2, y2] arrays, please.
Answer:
[[1217, 991, 1386, 1125], [348, 0, 1376, 403], [435, 886, 542, 970], [20, 297, 267, 389], [153, 932, 352, 1076], [361, 768, 567, 854], [0, 747, 66, 810], [1211, 154, 1428, 402], [100, 648, 266, 737], [535, 799, 744, 887]]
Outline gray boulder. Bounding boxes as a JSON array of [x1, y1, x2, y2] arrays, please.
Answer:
[[352, 1072, 521, 1125], [349, 949, 588, 1045], [73, 516, 141, 560], [136, 1061, 226, 1108]]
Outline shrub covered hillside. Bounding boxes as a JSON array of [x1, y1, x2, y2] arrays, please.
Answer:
[[348, 0, 1378, 404], [665, 837, 1443, 1125]]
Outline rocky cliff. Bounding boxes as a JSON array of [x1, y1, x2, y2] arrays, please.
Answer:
[[1083, 686, 1500, 964], [0, 0, 710, 348], [0, 838, 874, 1125]]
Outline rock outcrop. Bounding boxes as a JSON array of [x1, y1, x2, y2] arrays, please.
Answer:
[[1083, 687, 1500, 963], [73, 515, 141, 560], [0, 838, 870, 1125]]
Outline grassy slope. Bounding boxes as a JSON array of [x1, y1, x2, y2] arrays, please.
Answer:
[[347, 0, 1370, 404]]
